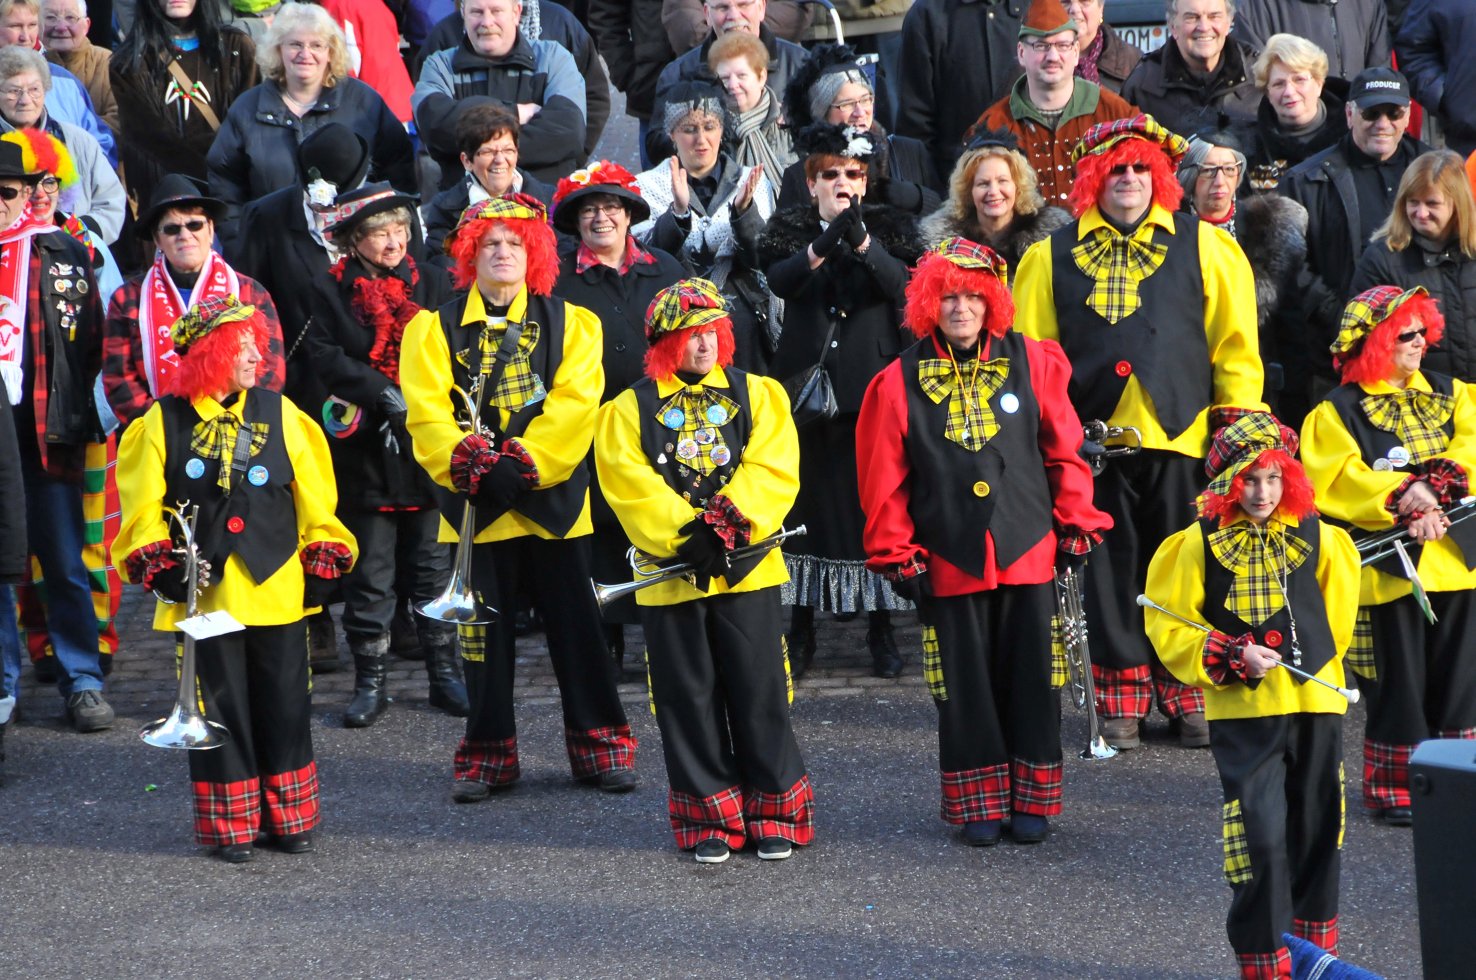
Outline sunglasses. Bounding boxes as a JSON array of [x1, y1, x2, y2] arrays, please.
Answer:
[[1360, 105, 1408, 123], [1108, 162, 1152, 176], [160, 218, 209, 237], [0, 185, 22, 200], [1396, 327, 1428, 343], [819, 168, 866, 181]]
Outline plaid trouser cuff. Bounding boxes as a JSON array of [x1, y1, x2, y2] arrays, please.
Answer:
[[1011, 759, 1063, 816], [1093, 663, 1151, 720], [669, 786, 746, 850], [1236, 948, 1291, 980], [1437, 726, 1476, 739], [940, 764, 1010, 824], [1154, 662, 1204, 718], [454, 735, 521, 787], [745, 774, 816, 845], [565, 724, 637, 780], [262, 761, 320, 836], [1362, 738, 1413, 810], [192, 776, 262, 846], [1293, 917, 1339, 956]]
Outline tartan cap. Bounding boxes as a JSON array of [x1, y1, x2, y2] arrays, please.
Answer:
[[1330, 285, 1429, 357], [1073, 113, 1188, 165], [456, 192, 549, 230], [645, 279, 728, 342], [930, 237, 1009, 280], [172, 295, 257, 354], [1204, 412, 1299, 497]]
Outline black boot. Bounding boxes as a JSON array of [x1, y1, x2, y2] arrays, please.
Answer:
[[867, 611, 904, 679], [390, 598, 426, 660], [787, 605, 817, 679], [420, 621, 469, 717], [307, 609, 342, 674], [344, 633, 390, 728]]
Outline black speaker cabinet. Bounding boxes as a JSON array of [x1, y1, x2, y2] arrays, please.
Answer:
[[1411, 739, 1476, 980]]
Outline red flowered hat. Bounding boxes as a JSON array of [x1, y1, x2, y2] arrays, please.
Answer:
[[552, 160, 650, 234]]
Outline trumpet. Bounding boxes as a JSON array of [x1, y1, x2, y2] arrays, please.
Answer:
[[1081, 419, 1142, 474], [139, 501, 231, 750], [1054, 564, 1116, 760], [1356, 495, 1476, 566], [418, 379, 499, 625], [592, 525, 808, 609]]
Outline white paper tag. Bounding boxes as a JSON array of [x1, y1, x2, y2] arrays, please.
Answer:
[[177, 610, 247, 640]]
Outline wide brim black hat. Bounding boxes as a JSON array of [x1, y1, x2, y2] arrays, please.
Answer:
[[134, 173, 228, 240], [0, 139, 42, 182], [324, 182, 420, 238], [298, 123, 372, 193], [551, 183, 649, 234]]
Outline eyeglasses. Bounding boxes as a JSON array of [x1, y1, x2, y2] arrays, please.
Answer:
[[578, 202, 624, 220], [1197, 164, 1242, 181], [830, 95, 874, 115], [43, 13, 84, 27], [474, 146, 517, 161], [0, 85, 43, 102], [1396, 327, 1428, 343], [160, 218, 209, 237], [1026, 39, 1078, 55], [31, 175, 59, 193], [282, 39, 330, 54], [818, 168, 866, 181], [1360, 105, 1408, 123], [1108, 162, 1152, 176]]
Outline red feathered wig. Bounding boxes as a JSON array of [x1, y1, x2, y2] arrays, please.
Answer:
[[1337, 290, 1446, 386], [446, 214, 560, 296], [1067, 138, 1183, 219], [904, 252, 1015, 340], [643, 318, 737, 381], [1196, 448, 1318, 522], [163, 312, 271, 402]]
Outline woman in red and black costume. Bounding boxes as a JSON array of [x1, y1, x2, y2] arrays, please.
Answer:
[[115, 295, 356, 863], [857, 238, 1112, 847]]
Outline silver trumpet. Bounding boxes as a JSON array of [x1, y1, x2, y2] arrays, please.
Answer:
[[418, 380, 499, 625], [1356, 494, 1476, 566], [1081, 419, 1142, 475], [592, 525, 808, 609], [140, 501, 231, 750], [1054, 564, 1117, 760]]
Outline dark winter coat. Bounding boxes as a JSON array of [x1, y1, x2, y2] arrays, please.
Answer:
[[776, 131, 943, 215], [1120, 36, 1261, 139], [1248, 75, 1349, 192], [1090, 24, 1143, 95], [918, 203, 1073, 276], [422, 171, 556, 267], [1396, 0, 1476, 157], [1234, 0, 1392, 82], [1351, 235, 1476, 382], [0, 393, 23, 584], [302, 255, 452, 509], [760, 203, 924, 413], [1229, 193, 1311, 413], [588, 0, 675, 120]]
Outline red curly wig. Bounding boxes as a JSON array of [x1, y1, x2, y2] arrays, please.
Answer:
[[644, 318, 737, 381], [446, 214, 559, 296], [1067, 138, 1183, 219], [163, 313, 271, 402], [1337, 291, 1447, 385], [1196, 449, 1318, 522], [904, 252, 1015, 340]]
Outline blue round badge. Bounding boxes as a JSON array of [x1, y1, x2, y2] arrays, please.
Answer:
[[247, 465, 269, 487], [662, 407, 686, 429], [705, 404, 728, 425], [185, 457, 205, 480]]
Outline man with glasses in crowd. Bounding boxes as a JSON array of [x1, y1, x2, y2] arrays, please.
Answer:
[[1120, 0, 1259, 137]]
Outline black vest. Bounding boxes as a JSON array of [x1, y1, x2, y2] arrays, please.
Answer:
[[631, 369, 765, 586], [1049, 211, 1212, 438], [901, 331, 1053, 578], [1326, 373, 1476, 576], [1200, 516, 1338, 685], [433, 292, 590, 538], [160, 389, 297, 585]]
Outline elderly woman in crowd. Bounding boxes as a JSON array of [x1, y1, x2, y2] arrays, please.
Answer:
[[708, 30, 793, 187], [634, 80, 777, 374], [1247, 33, 1349, 192], [760, 121, 924, 680], [0, 47, 123, 243], [551, 160, 684, 666], [1352, 150, 1476, 382], [302, 183, 464, 728], [206, 2, 414, 220], [918, 129, 1070, 274], [776, 43, 939, 215]]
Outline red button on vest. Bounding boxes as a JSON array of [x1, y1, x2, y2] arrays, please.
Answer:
[[1263, 630, 1283, 648], [1115, 360, 1131, 377], [227, 516, 245, 534]]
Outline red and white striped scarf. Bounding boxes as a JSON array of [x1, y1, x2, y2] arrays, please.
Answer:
[[138, 250, 240, 396], [0, 205, 55, 404]]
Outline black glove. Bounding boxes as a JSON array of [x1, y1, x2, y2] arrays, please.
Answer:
[[376, 385, 408, 425], [476, 454, 533, 510], [810, 206, 853, 258], [890, 571, 929, 604], [843, 196, 868, 248], [1056, 549, 1089, 574], [150, 565, 189, 605], [880, 177, 923, 213], [304, 575, 337, 609], [676, 518, 729, 585]]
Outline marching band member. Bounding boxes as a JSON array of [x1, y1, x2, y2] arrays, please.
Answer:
[[399, 194, 637, 803], [115, 295, 357, 863], [1013, 114, 1265, 750], [1300, 286, 1476, 826], [1144, 413, 1359, 980], [594, 279, 812, 864], [856, 238, 1111, 846]]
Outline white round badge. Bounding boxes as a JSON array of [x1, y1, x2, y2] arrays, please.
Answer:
[[1386, 446, 1410, 468], [999, 393, 1020, 415]]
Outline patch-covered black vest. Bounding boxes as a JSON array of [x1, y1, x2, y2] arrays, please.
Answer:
[[901, 331, 1053, 578], [1200, 516, 1337, 685], [1049, 211, 1211, 438], [435, 292, 589, 538], [160, 389, 296, 585]]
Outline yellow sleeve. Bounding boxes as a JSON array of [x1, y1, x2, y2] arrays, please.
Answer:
[[1200, 223, 1266, 413], [1319, 523, 1361, 657], [114, 402, 170, 582], [594, 390, 696, 559], [1441, 378, 1476, 473], [1010, 238, 1059, 343], [715, 375, 800, 542], [1300, 399, 1403, 530], [401, 306, 463, 492], [513, 302, 603, 488], [1142, 524, 1218, 690], [283, 398, 356, 562]]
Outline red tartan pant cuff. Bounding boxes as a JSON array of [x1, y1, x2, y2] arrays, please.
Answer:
[[669, 786, 746, 850], [191, 761, 319, 845], [1093, 663, 1151, 720], [1152, 662, 1204, 718], [263, 761, 320, 836], [565, 724, 637, 780], [1236, 947, 1292, 980], [1293, 916, 1339, 957], [940, 764, 1010, 824], [454, 736, 521, 786], [744, 774, 815, 845], [1011, 759, 1063, 816], [1362, 738, 1413, 810]]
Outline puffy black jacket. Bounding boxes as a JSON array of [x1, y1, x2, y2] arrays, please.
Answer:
[[1351, 235, 1476, 382], [1120, 36, 1261, 140], [1234, 0, 1392, 82]]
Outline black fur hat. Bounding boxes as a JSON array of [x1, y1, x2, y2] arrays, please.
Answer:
[[793, 122, 879, 162], [783, 43, 871, 132]]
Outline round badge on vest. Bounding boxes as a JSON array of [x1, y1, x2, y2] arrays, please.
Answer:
[[1386, 446, 1410, 468], [662, 407, 685, 429], [999, 393, 1020, 415], [185, 457, 206, 480], [248, 465, 269, 487], [711, 445, 731, 466]]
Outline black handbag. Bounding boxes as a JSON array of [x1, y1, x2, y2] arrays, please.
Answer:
[[783, 316, 840, 428]]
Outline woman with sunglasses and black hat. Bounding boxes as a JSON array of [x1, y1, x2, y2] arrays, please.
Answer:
[[301, 182, 464, 728]]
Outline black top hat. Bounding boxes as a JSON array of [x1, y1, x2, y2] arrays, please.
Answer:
[[134, 173, 228, 239], [324, 182, 420, 238], [298, 123, 372, 194], [0, 140, 43, 182]]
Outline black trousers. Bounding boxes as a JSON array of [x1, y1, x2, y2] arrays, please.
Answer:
[[337, 508, 449, 637], [1210, 713, 1343, 962], [1362, 590, 1476, 745]]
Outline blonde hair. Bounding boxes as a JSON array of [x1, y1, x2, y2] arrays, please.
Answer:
[[1373, 149, 1476, 258], [0, 0, 41, 18], [708, 30, 769, 77], [258, 2, 350, 88], [945, 146, 1044, 226], [1252, 33, 1329, 91]]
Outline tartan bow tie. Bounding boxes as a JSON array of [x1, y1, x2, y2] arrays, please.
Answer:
[[1360, 388, 1455, 466], [1070, 226, 1169, 324], [655, 386, 740, 477], [1207, 520, 1310, 626], [463, 318, 544, 411], [917, 357, 1010, 452], [189, 412, 269, 494]]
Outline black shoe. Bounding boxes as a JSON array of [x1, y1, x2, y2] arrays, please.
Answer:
[[344, 634, 390, 728], [390, 600, 425, 660], [961, 820, 1002, 847], [1010, 813, 1050, 844], [867, 626, 904, 679], [420, 621, 469, 717], [596, 768, 638, 793], [451, 779, 493, 803], [757, 837, 793, 861], [308, 610, 342, 674], [273, 831, 315, 854], [216, 843, 254, 864], [694, 838, 731, 864], [1376, 806, 1413, 827], [65, 690, 115, 732]]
